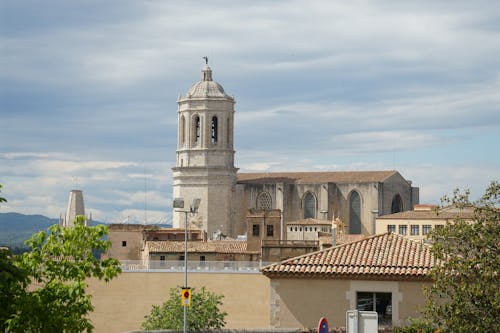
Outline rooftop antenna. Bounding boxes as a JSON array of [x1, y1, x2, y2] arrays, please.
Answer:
[[73, 176, 80, 189], [144, 165, 148, 225]]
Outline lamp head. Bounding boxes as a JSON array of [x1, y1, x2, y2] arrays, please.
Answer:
[[191, 198, 201, 212]]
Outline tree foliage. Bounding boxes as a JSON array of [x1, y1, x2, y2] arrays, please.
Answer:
[[142, 286, 227, 331], [4, 216, 122, 333], [424, 181, 500, 333], [0, 183, 6, 203]]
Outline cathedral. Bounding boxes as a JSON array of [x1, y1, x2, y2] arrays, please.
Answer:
[[172, 62, 419, 239]]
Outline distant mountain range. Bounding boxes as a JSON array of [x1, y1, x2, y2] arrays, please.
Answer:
[[0, 212, 171, 252]]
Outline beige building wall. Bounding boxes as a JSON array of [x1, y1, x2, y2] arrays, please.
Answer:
[[87, 272, 270, 333], [107, 225, 144, 260], [269, 278, 431, 329], [376, 217, 447, 241]]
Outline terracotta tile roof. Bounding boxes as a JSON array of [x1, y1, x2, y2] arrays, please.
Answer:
[[261, 233, 434, 280], [237, 171, 399, 184], [287, 218, 333, 226], [318, 234, 366, 245], [146, 240, 258, 254]]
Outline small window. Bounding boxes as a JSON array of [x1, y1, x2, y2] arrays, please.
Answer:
[[357, 292, 392, 326], [387, 225, 396, 233], [411, 225, 420, 236], [422, 225, 432, 235], [179, 255, 185, 261], [252, 224, 260, 236], [122, 241, 127, 247], [294, 227, 298, 231], [266, 225, 274, 237], [399, 225, 407, 235], [299, 227, 302, 231], [160, 255, 165, 261], [200, 255, 206, 261]]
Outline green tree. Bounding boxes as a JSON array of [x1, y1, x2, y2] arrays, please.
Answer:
[[142, 286, 227, 330], [5, 216, 122, 333], [0, 248, 28, 332], [424, 181, 500, 333]]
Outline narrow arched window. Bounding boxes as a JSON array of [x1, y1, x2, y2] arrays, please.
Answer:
[[180, 115, 185, 145], [256, 192, 272, 210], [391, 194, 403, 213], [193, 115, 200, 144], [227, 117, 231, 146], [349, 191, 362, 234], [211, 116, 218, 143], [303, 192, 316, 218]]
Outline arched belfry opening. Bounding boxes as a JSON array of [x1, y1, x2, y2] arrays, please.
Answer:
[[211, 116, 218, 144], [349, 191, 362, 234], [193, 115, 201, 145], [391, 194, 403, 213]]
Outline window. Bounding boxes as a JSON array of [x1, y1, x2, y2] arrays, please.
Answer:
[[252, 224, 260, 236], [387, 225, 396, 233], [435, 224, 444, 230], [422, 225, 432, 235], [399, 225, 407, 235], [349, 191, 362, 234], [411, 225, 420, 236], [179, 255, 184, 261], [294, 227, 298, 231], [210, 116, 218, 143], [304, 192, 316, 218], [200, 255, 206, 261], [357, 292, 392, 326], [160, 255, 165, 261], [256, 192, 272, 210], [122, 241, 127, 247], [391, 194, 403, 213], [193, 115, 200, 144], [266, 225, 274, 237]]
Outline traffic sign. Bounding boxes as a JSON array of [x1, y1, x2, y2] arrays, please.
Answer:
[[181, 287, 191, 307]]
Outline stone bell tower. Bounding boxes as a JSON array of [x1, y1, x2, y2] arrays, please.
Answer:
[[172, 59, 238, 237]]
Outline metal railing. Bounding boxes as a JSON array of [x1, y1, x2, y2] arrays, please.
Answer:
[[120, 260, 274, 273]]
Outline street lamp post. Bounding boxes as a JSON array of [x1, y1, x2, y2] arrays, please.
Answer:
[[173, 198, 201, 333]]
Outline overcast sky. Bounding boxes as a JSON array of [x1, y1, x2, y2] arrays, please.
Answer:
[[1, 0, 499, 223]]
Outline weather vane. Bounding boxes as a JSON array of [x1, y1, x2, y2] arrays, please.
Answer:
[[203, 56, 208, 65]]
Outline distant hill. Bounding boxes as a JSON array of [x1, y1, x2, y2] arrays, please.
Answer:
[[0, 212, 58, 251], [0, 212, 171, 252]]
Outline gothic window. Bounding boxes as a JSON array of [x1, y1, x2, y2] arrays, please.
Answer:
[[180, 115, 185, 145], [193, 115, 200, 144], [391, 194, 403, 213], [349, 191, 362, 234], [256, 192, 272, 210], [211, 116, 218, 143], [303, 192, 316, 219]]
